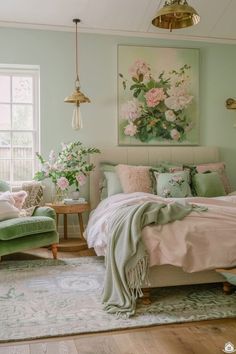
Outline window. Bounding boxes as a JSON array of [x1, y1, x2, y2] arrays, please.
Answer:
[[0, 65, 40, 185]]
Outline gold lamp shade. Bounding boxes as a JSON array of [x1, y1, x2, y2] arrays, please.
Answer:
[[64, 87, 90, 105], [152, 0, 200, 31]]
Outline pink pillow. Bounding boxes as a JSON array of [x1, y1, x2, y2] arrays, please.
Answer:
[[195, 162, 231, 194], [116, 164, 152, 194], [12, 191, 28, 209]]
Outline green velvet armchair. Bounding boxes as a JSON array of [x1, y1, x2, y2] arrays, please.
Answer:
[[0, 181, 59, 259]]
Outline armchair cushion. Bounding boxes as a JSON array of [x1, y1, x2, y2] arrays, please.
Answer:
[[0, 216, 56, 241], [33, 206, 56, 220]]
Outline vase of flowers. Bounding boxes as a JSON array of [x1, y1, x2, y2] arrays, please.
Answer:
[[34, 140, 100, 203]]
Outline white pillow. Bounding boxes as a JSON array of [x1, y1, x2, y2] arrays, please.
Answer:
[[0, 190, 28, 209], [0, 200, 20, 221]]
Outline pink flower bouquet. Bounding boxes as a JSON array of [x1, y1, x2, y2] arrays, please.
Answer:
[[119, 59, 194, 143]]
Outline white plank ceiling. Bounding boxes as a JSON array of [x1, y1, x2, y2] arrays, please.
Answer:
[[0, 0, 236, 43]]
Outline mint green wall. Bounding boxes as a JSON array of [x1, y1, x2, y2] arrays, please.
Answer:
[[0, 27, 236, 192]]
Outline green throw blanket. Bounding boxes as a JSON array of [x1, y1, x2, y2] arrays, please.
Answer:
[[102, 201, 206, 317]]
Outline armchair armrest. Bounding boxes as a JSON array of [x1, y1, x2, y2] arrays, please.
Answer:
[[33, 206, 56, 221]]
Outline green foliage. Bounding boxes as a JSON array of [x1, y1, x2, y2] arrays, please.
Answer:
[[34, 141, 100, 190]]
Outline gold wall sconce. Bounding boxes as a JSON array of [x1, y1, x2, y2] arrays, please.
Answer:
[[226, 98, 236, 109], [226, 98, 236, 128]]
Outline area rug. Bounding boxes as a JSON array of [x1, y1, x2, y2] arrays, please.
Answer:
[[0, 257, 236, 342]]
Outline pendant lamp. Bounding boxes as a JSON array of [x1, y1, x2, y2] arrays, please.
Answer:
[[152, 0, 200, 32], [64, 19, 90, 130]]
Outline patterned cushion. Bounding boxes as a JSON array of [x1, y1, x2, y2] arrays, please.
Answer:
[[22, 182, 43, 209], [150, 163, 183, 194], [154, 170, 192, 198]]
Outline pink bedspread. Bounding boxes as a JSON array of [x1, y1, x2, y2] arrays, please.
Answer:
[[85, 192, 236, 272]]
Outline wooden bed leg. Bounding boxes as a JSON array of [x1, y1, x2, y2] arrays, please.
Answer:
[[223, 281, 235, 295], [141, 287, 152, 305], [51, 244, 58, 259]]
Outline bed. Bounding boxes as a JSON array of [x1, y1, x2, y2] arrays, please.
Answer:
[[86, 146, 236, 315]]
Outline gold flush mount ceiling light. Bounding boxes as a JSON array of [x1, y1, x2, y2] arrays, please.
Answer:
[[152, 0, 200, 32], [64, 18, 90, 130]]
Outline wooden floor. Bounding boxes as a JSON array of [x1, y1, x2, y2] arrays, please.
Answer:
[[1, 247, 236, 354]]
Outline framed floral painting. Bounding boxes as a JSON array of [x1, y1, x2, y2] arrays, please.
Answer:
[[118, 45, 199, 145]]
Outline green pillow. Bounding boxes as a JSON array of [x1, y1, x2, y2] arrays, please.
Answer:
[[0, 180, 11, 192], [154, 170, 192, 198], [192, 172, 226, 197], [104, 171, 122, 197], [100, 163, 122, 199]]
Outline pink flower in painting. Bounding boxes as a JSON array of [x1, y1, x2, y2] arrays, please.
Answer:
[[57, 177, 69, 190], [124, 122, 138, 136], [172, 175, 183, 183], [121, 100, 142, 121], [145, 88, 166, 108], [170, 129, 180, 141], [129, 59, 150, 80], [76, 173, 87, 186]]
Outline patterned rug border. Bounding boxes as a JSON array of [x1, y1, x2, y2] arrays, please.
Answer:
[[0, 257, 236, 343]]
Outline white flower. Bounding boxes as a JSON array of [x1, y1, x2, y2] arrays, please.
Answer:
[[165, 95, 193, 111], [163, 188, 171, 197], [165, 84, 193, 111], [121, 100, 142, 121], [165, 110, 176, 122], [124, 122, 138, 136], [42, 162, 50, 172], [49, 150, 56, 163]]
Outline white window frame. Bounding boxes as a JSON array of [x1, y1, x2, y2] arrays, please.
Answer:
[[0, 64, 40, 185]]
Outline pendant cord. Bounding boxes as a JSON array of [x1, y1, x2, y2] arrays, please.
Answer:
[[73, 19, 80, 88], [76, 21, 78, 82]]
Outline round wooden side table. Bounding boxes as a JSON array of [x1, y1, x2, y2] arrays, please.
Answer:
[[46, 202, 90, 251]]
